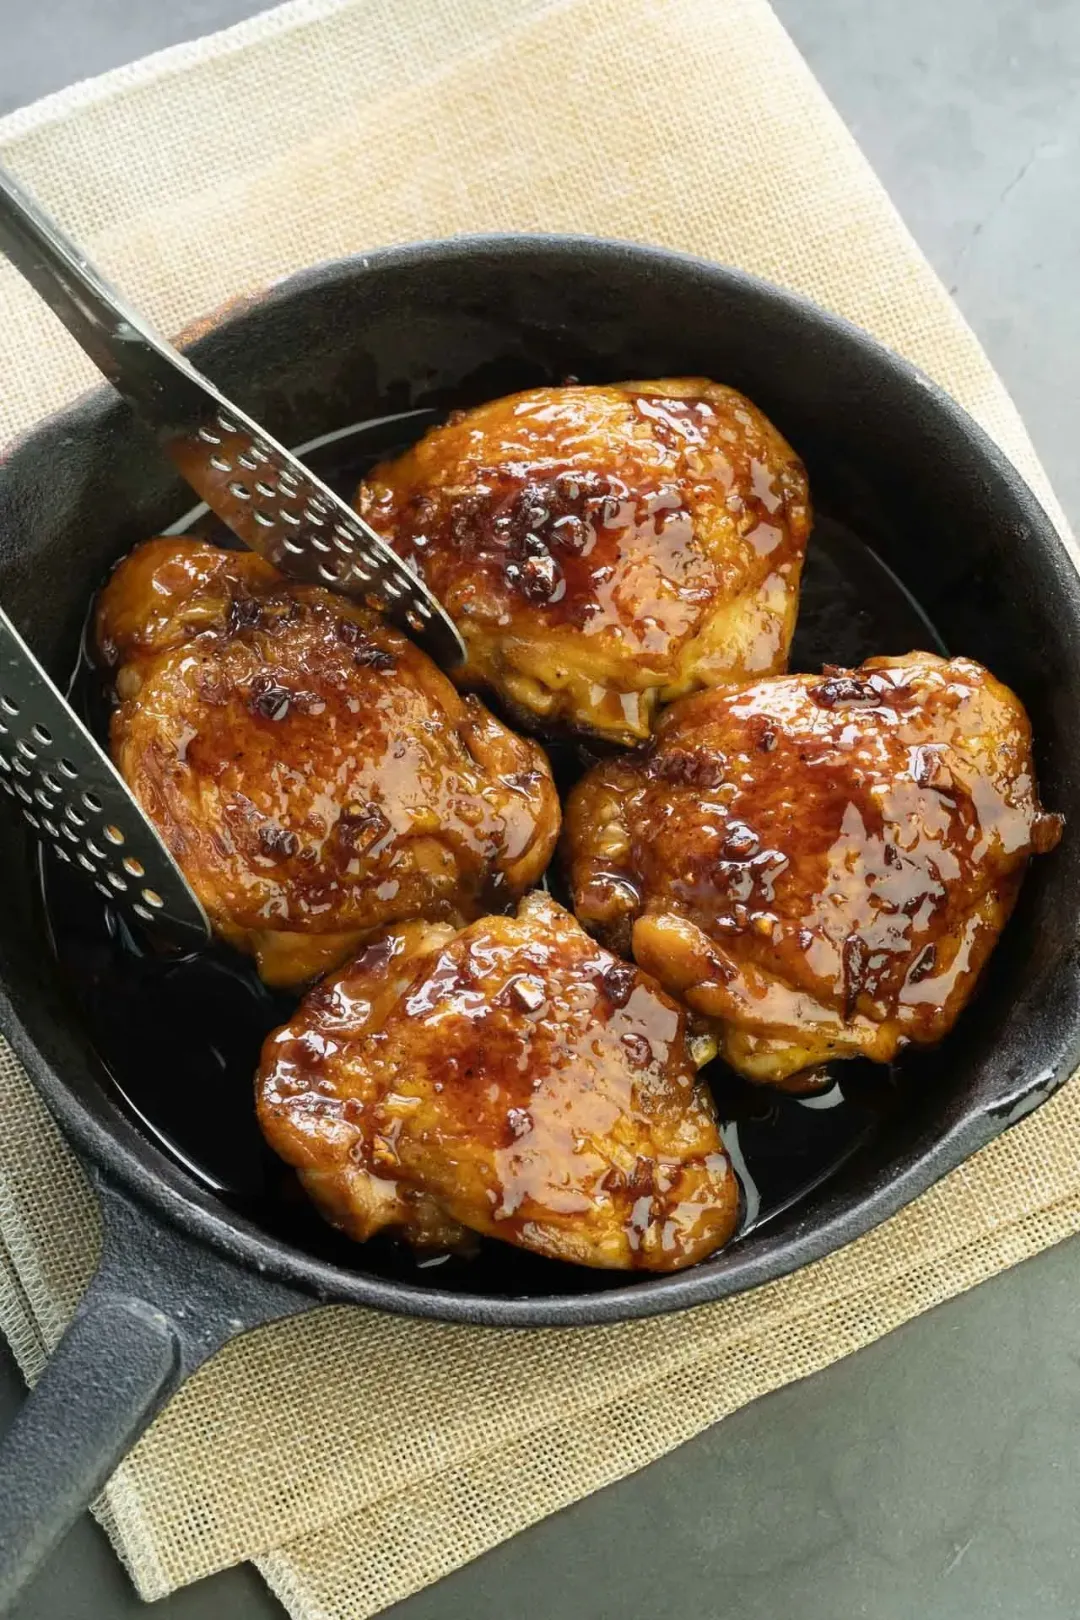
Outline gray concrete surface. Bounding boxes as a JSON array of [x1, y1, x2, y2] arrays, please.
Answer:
[[1, 1, 1078, 1616]]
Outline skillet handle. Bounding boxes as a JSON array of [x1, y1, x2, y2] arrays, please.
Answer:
[[0, 1288, 183, 1609], [0, 1171, 313, 1615]]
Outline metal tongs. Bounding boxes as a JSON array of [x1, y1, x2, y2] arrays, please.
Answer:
[[0, 164, 464, 950]]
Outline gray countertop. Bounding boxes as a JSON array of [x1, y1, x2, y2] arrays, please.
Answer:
[[2, 1, 1079, 1615]]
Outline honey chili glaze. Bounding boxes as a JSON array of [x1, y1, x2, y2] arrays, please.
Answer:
[[565, 653, 1060, 1089], [358, 380, 811, 744], [257, 893, 740, 1273], [95, 535, 559, 989], [41, 406, 983, 1299]]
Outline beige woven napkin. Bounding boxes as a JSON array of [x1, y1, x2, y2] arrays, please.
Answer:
[[1, 0, 1078, 1614]]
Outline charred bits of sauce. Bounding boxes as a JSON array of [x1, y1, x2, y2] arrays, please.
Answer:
[[95, 536, 561, 987], [356, 379, 811, 744], [256, 893, 740, 1271], [564, 652, 1062, 1087]]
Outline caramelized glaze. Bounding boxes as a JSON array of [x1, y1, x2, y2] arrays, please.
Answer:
[[358, 379, 811, 743], [564, 653, 1062, 1086], [97, 537, 560, 985], [256, 892, 740, 1270]]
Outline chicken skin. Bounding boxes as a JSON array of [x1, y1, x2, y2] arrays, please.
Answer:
[[358, 379, 811, 745], [256, 892, 740, 1271], [96, 537, 560, 986], [565, 653, 1062, 1089]]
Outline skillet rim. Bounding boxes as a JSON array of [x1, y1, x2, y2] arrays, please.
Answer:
[[1, 230, 1079, 1328]]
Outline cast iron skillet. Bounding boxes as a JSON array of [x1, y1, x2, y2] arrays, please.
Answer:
[[1, 236, 1079, 1606]]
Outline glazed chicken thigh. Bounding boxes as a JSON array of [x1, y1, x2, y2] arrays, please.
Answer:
[[358, 379, 811, 744], [565, 653, 1062, 1088], [257, 892, 740, 1270], [97, 537, 560, 986]]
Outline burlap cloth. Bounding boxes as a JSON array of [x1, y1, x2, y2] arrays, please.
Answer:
[[1, 0, 1078, 1613]]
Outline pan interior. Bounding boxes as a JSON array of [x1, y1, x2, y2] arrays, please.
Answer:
[[41, 406, 948, 1300]]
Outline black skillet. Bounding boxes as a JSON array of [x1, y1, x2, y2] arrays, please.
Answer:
[[1, 236, 1079, 1608]]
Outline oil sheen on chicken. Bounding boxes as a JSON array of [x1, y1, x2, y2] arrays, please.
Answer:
[[96, 537, 560, 986], [564, 653, 1062, 1089], [357, 379, 811, 744], [256, 892, 740, 1270]]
